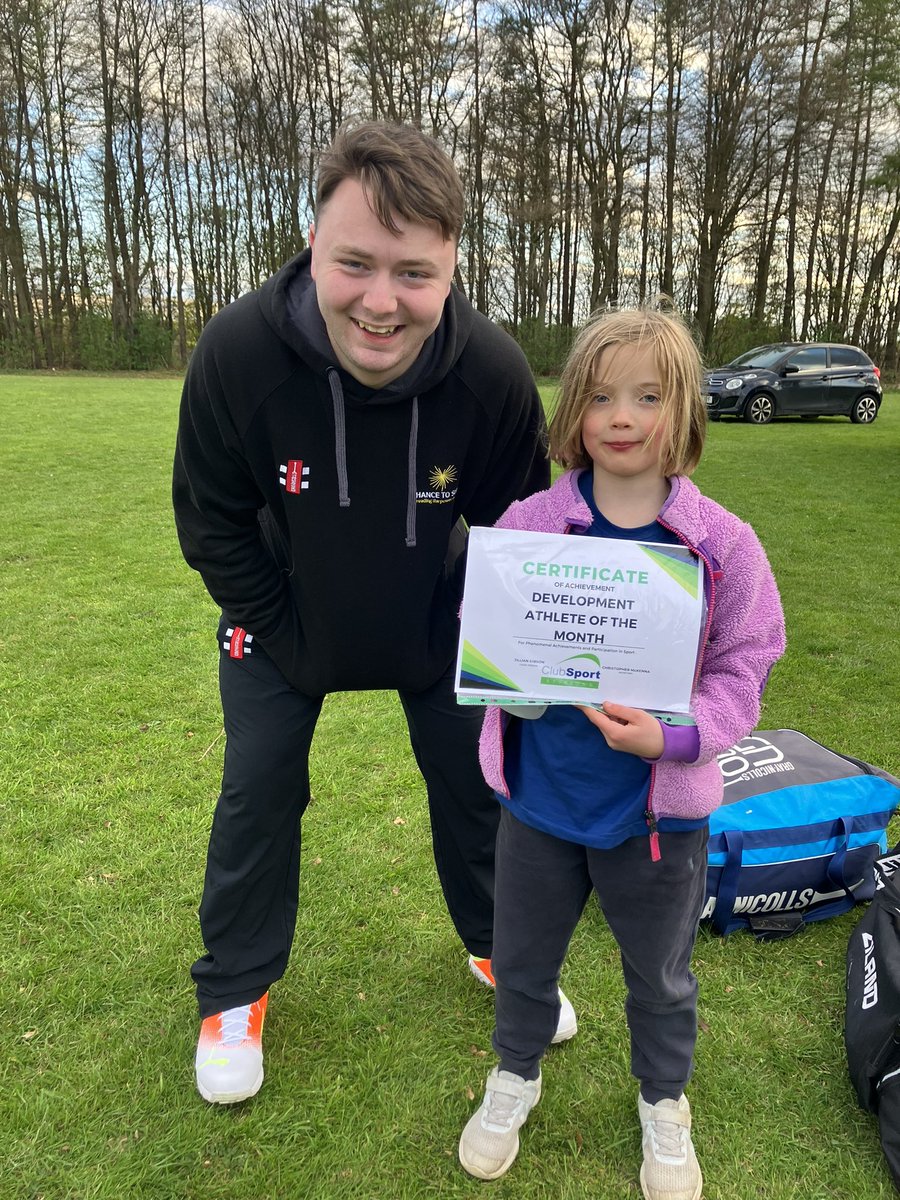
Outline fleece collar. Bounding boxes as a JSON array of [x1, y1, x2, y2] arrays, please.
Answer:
[[554, 470, 710, 548]]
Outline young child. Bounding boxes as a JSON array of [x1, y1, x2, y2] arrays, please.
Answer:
[[458, 309, 785, 1199]]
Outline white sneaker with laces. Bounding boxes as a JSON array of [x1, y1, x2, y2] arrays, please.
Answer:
[[638, 1092, 702, 1200], [195, 993, 268, 1104], [459, 1066, 541, 1180], [468, 955, 578, 1043]]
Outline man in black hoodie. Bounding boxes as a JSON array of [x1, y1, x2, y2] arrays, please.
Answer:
[[174, 122, 572, 1106]]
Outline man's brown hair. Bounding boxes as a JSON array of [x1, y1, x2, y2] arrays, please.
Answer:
[[315, 121, 464, 244]]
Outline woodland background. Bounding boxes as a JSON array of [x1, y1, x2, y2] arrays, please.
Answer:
[[2, 0, 900, 374]]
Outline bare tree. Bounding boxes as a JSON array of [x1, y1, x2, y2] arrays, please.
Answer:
[[3, 0, 900, 369]]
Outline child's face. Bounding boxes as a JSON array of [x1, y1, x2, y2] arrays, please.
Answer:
[[580, 341, 666, 482]]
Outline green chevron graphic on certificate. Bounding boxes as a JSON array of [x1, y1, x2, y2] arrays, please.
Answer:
[[455, 526, 703, 713]]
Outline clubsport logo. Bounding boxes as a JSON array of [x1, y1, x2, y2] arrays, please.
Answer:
[[539, 652, 602, 690]]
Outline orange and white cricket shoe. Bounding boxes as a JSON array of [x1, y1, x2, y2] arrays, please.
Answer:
[[468, 955, 578, 1044], [195, 993, 268, 1104], [468, 955, 497, 988]]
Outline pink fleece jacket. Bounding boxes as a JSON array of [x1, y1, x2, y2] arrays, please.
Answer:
[[478, 470, 786, 822]]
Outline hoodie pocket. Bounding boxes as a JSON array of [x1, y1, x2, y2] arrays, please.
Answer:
[[257, 504, 294, 575]]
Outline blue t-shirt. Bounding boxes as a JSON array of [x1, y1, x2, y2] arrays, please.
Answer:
[[500, 470, 706, 848]]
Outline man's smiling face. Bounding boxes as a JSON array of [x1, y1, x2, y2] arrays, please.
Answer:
[[309, 177, 458, 388]]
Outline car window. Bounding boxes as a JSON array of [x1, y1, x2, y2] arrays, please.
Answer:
[[830, 347, 868, 367], [729, 345, 793, 369], [785, 347, 827, 370]]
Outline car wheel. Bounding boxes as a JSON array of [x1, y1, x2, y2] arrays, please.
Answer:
[[850, 394, 879, 424], [744, 392, 775, 424]]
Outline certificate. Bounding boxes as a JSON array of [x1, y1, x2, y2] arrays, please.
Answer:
[[455, 526, 703, 714]]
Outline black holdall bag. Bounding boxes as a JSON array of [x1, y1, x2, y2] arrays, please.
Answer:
[[846, 851, 900, 1190], [703, 730, 899, 938]]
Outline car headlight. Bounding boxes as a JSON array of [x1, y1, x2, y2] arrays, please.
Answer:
[[725, 377, 744, 391]]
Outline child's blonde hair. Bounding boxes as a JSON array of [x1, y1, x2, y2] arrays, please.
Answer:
[[549, 307, 707, 476]]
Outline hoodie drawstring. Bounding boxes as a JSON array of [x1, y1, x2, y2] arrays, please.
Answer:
[[326, 367, 419, 547], [406, 396, 419, 548], [327, 368, 350, 508]]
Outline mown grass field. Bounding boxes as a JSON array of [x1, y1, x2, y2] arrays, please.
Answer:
[[1, 372, 898, 1199]]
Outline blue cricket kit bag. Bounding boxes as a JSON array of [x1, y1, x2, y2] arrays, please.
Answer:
[[703, 730, 899, 938], [846, 851, 900, 1190]]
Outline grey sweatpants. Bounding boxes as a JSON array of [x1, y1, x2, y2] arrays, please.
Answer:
[[492, 806, 708, 1101]]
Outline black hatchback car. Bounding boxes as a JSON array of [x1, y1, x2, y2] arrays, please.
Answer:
[[703, 342, 882, 424]]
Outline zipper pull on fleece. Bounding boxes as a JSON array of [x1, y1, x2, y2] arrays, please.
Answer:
[[645, 808, 661, 862]]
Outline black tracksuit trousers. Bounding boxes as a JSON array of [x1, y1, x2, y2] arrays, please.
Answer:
[[192, 623, 498, 1018]]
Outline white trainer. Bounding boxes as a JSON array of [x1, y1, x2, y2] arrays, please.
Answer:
[[638, 1092, 702, 1200], [459, 1066, 541, 1180], [195, 993, 268, 1104], [468, 955, 578, 1043]]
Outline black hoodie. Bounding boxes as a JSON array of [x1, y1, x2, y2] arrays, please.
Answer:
[[173, 250, 549, 695]]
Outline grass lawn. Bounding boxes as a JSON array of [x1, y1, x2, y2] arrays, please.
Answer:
[[1, 372, 898, 1199]]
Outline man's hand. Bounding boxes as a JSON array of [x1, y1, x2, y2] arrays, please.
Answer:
[[575, 701, 664, 760]]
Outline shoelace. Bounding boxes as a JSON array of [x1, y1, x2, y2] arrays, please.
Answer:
[[219, 1004, 253, 1045], [481, 1081, 527, 1133], [648, 1114, 687, 1161]]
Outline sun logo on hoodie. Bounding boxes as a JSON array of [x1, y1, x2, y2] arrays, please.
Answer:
[[429, 465, 457, 489], [418, 464, 459, 505]]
